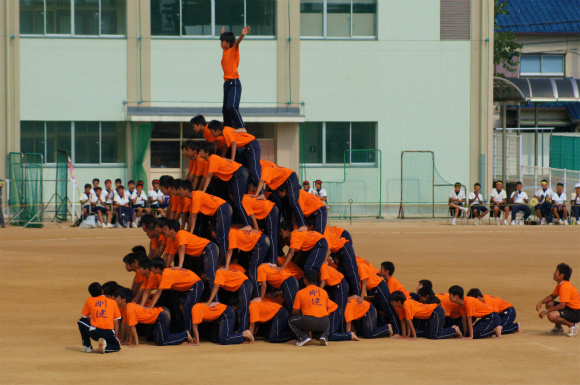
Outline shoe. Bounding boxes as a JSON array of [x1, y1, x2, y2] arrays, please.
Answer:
[[81, 346, 93, 353], [545, 327, 565, 335], [474, 218, 479, 226], [548, 222, 554, 225], [95, 338, 106, 353], [107, 223, 114, 228], [511, 220, 516, 226], [131, 222, 138, 228], [451, 219, 456, 226], [540, 218, 546, 225], [559, 219, 564, 225], [519, 220, 525, 226], [503, 220, 508, 225], [460, 207, 468, 211], [568, 323, 578, 337], [319, 337, 328, 346], [101, 223, 107, 228], [124, 222, 130, 229], [296, 338, 311, 347], [495, 218, 500, 226], [564, 220, 569, 226]]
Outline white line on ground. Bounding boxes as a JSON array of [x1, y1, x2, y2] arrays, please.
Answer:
[[0, 235, 145, 243], [527, 342, 579, 357]]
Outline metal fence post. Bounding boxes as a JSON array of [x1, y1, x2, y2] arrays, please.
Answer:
[[348, 199, 353, 226]]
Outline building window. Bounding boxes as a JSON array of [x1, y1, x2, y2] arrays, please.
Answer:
[[300, 0, 377, 39], [20, 121, 125, 164], [300, 122, 377, 165], [151, 0, 276, 37], [19, 0, 126, 36], [520, 55, 565, 77]]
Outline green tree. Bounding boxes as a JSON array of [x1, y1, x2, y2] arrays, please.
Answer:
[[494, 0, 522, 77]]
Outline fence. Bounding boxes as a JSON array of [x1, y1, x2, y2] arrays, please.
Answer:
[[8, 152, 44, 227], [493, 132, 521, 181], [520, 165, 580, 199]]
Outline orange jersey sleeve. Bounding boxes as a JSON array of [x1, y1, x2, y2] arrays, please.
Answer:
[[81, 296, 121, 330], [483, 294, 513, 313], [293, 285, 330, 317], [170, 195, 180, 212], [387, 277, 410, 298], [141, 273, 161, 290], [228, 228, 262, 252], [175, 230, 210, 257], [298, 190, 325, 216], [289, 230, 325, 251], [242, 195, 275, 220], [196, 158, 208, 177], [222, 126, 255, 148], [221, 46, 240, 81], [134, 269, 146, 283], [344, 298, 371, 322], [191, 303, 227, 324], [214, 269, 248, 292], [257, 264, 294, 288], [402, 299, 437, 320], [125, 303, 162, 326], [324, 228, 348, 253], [463, 296, 494, 318], [188, 159, 196, 175], [327, 299, 339, 314], [259, 159, 293, 190], [249, 301, 282, 324], [553, 281, 580, 310], [357, 262, 382, 290], [207, 155, 241, 181], [190, 191, 225, 216], [319, 264, 344, 287], [326, 226, 344, 238], [277, 257, 304, 280], [151, 237, 159, 251], [158, 268, 201, 291], [435, 293, 466, 318]]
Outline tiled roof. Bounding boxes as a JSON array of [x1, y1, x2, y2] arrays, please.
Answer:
[[496, 0, 580, 33]]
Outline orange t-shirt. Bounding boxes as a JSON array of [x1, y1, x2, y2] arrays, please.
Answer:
[[552, 281, 580, 310], [196, 158, 208, 177], [435, 293, 466, 318], [228, 263, 246, 273], [249, 301, 282, 324], [319, 264, 344, 287], [192, 303, 227, 324], [326, 226, 344, 238], [278, 257, 304, 280], [324, 228, 348, 253], [176, 196, 190, 215], [188, 159, 196, 175], [164, 238, 178, 256], [189, 191, 226, 216], [344, 298, 371, 322], [151, 237, 159, 251], [257, 264, 294, 288], [170, 195, 180, 212], [482, 294, 513, 313], [242, 195, 275, 220], [228, 228, 262, 252], [135, 269, 146, 283], [260, 160, 294, 190], [159, 233, 166, 245], [175, 230, 210, 256], [328, 299, 338, 314], [207, 155, 241, 181], [158, 268, 201, 291], [357, 261, 383, 290], [203, 127, 226, 147], [293, 285, 329, 318], [463, 296, 494, 318], [387, 277, 411, 298], [140, 272, 161, 290], [356, 256, 379, 274], [289, 230, 324, 251], [221, 46, 240, 81], [81, 296, 121, 330], [298, 190, 325, 216], [124, 303, 163, 326], [222, 126, 255, 148], [214, 269, 249, 292], [400, 299, 437, 320]]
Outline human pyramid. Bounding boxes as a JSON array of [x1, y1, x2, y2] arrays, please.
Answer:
[[77, 26, 580, 353]]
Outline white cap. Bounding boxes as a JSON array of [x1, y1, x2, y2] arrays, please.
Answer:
[[576, 183, 580, 188]]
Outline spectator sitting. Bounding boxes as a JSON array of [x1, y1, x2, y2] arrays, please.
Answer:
[[131, 181, 150, 227], [552, 183, 569, 225], [490, 181, 509, 226], [79, 183, 93, 219], [93, 186, 113, 228], [302, 180, 316, 195], [114, 185, 134, 228], [449, 182, 467, 226], [509, 181, 530, 226], [533, 179, 553, 225], [468, 183, 488, 225], [571, 183, 580, 225]]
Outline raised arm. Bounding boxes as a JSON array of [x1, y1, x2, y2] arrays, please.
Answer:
[[234, 26, 250, 49]]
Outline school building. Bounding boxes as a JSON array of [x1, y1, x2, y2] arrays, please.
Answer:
[[1, 0, 495, 214]]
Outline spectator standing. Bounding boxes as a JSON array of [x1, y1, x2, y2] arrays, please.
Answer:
[[315, 180, 328, 205], [0, 178, 5, 228]]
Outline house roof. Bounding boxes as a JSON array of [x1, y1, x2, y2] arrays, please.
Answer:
[[508, 102, 580, 121], [496, 0, 580, 33]]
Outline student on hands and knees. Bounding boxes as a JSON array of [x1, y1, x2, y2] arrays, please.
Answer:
[[345, 295, 391, 340], [448, 285, 501, 339], [537, 263, 580, 337], [248, 297, 294, 343], [279, 220, 329, 274], [467, 288, 520, 335], [190, 302, 254, 345]]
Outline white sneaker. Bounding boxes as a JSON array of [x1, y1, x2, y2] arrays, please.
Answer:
[[107, 223, 114, 228], [124, 222, 130, 229], [548, 221, 554, 225], [540, 218, 546, 225], [319, 337, 328, 346], [81, 346, 93, 353], [97, 221, 102, 227], [495, 218, 500, 226], [95, 338, 106, 353], [131, 222, 138, 228], [559, 219, 564, 225], [568, 323, 578, 337], [296, 337, 311, 347], [451, 219, 456, 226], [459, 207, 468, 212], [474, 218, 479, 226], [511, 220, 516, 226], [503, 220, 508, 225], [546, 327, 565, 335], [564, 220, 569, 226], [519, 220, 525, 226], [101, 222, 107, 228], [572, 218, 577, 225]]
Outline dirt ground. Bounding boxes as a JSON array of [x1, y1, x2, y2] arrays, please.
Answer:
[[0, 220, 579, 385]]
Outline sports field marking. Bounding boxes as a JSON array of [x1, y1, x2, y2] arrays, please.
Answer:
[[0, 235, 145, 243], [527, 342, 579, 357]]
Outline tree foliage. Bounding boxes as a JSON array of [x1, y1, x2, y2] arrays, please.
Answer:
[[494, 0, 522, 77]]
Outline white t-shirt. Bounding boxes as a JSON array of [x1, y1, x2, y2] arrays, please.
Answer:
[[102, 189, 115, 204], [126, 189, 136, 200], [80, 192, 90, 205], [315, 188, 327, 198], [133, 191, 148, 205], [90, 188, 98, 197], [148, 189, 164, 204], [510, 190, 528, 204], [305, 188, 317, 195], [572, 192, 580, 205], [114, 194, 129, 206], [92, 193, 105, 208], [535, 188, 553, 202], [490, 188, 507, 204], [468, 192, 484, 205], [449, 190, 466, 202], [551, 191, 567, 205]]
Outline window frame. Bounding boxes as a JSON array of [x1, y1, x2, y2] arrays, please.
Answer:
[[300, 0, 377, 40], [519, 54, 565, 77], [150, 0, 277, 39], [19, 0, 127, 38], [300, 121, 378, 167]]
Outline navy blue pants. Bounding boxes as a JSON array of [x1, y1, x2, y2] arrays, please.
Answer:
[[214, 203, 232, 265], [340, 229, 352, 245], [267, 307, 294, 343], [240, 140, 262, 187], [201, 242, 219, 296], [359, 304, 391, 339], [535, 202, 553, 222], [154, 308, 189, 346], [78, 318, 120, 352], [303, 239, 329, 274], [236, 279, 253, 332], [472, 312, 501, 339], [328, 308, 352, 341], [443, 316, 463, 331], [260, 206, 279, 263], [223, 78, 244, 129], [117, 206, 134, 226], [498, 307, 519, 334], [326, 278, 349, 332], [284, 172, 306, 228], [280, 277, 299, 314], [572, 206, 580, 220], [427, 306, 457, 339], [229, 167, 251, 226], [336, 241, 360, 296], [307, 206, 328, 234], [249, 234, 271, 298], [182, 280, 204, 332], [369, 280, 400, 335], [511, 204, 531, 221], [218, 306, 246, 344], [413, 318, 428, 337]]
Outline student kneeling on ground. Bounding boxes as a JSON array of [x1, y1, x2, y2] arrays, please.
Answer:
[[448, 285, 501, 339], [78, 282, 121, 354], [537, 263, 579, 337]]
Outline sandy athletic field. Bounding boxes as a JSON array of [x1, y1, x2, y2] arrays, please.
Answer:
[[0, 221, 579, 385]]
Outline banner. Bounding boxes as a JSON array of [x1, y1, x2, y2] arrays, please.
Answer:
[[68, 156, 78, 186]]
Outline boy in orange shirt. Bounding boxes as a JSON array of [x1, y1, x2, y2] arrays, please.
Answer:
[[257, 262, 299, 313], [319, 260, 349, 332], [391, 291, 461, 339], [78, 282, 122, 353], [536, 263, 579, 337], [288, 270, 332, 346], [433, 291, 467, 332], [136, 258, 161, 307], [205, 267, 252, 332], [280, 189, 327, 234], [209, 120, 261, 187], [327, 298, 357, 341], [379, 261, 411, 297], [123, 252, 146, 295], [219, 26, 250, 129], [147, 258, 204, 333], [280, 220, 328, 274], [449, 285, 501, 339], [345, 295, 391, 339], [249, 298, 294, 343], [467, 289, 520, 335], [243, 192, 279, 263], [199, 142, 251, 227], [191, 302, 254, 345]]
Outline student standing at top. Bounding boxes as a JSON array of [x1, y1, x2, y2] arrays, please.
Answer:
[[220, 26, 250, 129]]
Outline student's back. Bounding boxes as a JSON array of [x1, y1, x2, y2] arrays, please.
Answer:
[[82, 296, 121, 330], [294, 285, 329, 318]]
